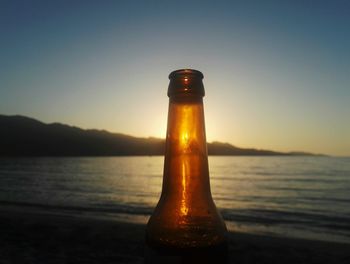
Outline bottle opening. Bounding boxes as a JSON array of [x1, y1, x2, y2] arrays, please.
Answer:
[[168, 69, 205, 97], [169, 69, 204, 80]]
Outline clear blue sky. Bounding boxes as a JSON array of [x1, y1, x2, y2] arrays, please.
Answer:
[[1, 0, 349, 156]]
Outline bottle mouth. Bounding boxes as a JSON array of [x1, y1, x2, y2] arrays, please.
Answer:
[[168, 69, 205, 98], [169, 69, 204, 80]]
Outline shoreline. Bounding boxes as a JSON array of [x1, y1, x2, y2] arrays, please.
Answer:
[[0, 206, 349, 264]]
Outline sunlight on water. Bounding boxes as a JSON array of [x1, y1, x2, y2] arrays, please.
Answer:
[[0, 156, 349, 243]]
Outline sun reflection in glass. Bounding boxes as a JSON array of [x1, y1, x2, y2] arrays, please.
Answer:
[[180, 161, 189, 216]]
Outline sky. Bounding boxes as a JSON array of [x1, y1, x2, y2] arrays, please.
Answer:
[[1, 0, 349, 156]]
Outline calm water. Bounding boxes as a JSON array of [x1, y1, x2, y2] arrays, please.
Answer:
[[0, 156, 349, 243]]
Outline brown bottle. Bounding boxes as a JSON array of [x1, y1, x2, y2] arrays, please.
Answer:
[[145, 69, 228, 263]]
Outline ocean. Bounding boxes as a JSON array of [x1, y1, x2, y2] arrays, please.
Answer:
[[0, 156, 349, 244]]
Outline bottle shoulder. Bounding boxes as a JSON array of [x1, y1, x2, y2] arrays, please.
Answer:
[[146, 200, 227, 248]]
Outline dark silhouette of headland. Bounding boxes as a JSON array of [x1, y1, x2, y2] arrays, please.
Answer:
[[0, 114, 319, 157]]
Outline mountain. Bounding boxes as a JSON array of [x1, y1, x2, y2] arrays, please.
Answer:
[[0, 114, 312, 157], [0, 115, 163, 156]]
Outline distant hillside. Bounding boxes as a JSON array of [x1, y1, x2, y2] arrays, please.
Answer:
[[0, 114, 313, 157]]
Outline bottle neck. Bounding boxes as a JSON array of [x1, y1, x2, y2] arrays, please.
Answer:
[[165, 96, 208, 157], [162, 95, 212, 215]]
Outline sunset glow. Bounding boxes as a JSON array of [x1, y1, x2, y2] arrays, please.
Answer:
[[0, 1, 349, 156], [1, 2, 350, 263]]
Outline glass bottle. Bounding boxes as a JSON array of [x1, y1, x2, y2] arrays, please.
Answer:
[[145, 69, 228, 263]]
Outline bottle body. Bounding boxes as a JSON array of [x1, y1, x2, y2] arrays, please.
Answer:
[[145, 70, 228, 263]]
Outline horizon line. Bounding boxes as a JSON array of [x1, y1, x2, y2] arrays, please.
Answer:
[[1, 113, 346, 157]]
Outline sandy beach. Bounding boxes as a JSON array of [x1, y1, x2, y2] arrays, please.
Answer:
[[0, 205, 349, 264]]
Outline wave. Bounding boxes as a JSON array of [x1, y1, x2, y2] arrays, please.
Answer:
[[0, 200, 154, 216], [2, 200, 350, 233], [221, 208, 350, 231]]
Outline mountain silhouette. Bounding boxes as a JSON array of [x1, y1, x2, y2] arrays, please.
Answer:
[[0, 114, 314, 157]]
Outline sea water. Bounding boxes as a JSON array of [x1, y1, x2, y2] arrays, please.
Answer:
[[0, 156, 349, 244]]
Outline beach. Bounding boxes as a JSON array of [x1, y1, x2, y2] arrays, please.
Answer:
[[0, 205, 349, 264]]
